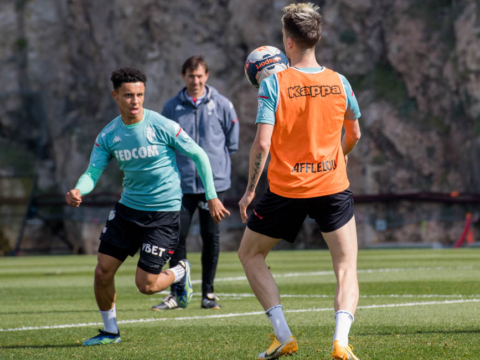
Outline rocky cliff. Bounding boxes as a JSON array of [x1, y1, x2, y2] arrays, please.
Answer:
[[1, 0, 479, 253]]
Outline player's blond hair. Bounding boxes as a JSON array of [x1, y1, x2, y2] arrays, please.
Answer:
[[282, 3, 322, 49]]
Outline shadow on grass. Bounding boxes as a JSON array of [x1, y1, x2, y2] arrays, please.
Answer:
[[0, 344, 81, 349]]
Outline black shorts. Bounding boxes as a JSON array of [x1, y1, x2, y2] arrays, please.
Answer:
[[247, 188, 354, 243], [98, 202, 180, 274]]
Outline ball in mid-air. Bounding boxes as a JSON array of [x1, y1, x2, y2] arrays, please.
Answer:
[[244, 46, 289, 88]]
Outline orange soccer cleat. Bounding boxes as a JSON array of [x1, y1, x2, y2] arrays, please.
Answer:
[[331, 340, 360, 360], [257, 335, 298, 359]]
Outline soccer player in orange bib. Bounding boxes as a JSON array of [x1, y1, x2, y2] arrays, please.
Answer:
[[238, 3, 362, 360]]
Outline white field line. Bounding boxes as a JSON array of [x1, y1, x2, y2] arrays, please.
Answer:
[[1, 298, 479, 333], [152, 292, 480, 299], [190, 266, 473, 284], [173, 293, 480, 299]]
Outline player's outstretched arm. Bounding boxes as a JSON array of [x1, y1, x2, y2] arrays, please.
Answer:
[[65, 167, 104, 208], [187, 143, 230, 224], [207, 198, 230, 225], [65, 189, 82, 207], [239, 124, 273, 223]]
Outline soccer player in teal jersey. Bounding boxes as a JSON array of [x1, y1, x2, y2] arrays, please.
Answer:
[[65, 67, 230, 346]]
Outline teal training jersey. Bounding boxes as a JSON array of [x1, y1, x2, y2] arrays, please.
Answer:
[[256, 67, 361, 125], [78, 109, 216, 211]]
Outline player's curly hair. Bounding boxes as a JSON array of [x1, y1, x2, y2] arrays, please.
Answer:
[[110, 67, 147, 90], [282, 3, 322, 49]]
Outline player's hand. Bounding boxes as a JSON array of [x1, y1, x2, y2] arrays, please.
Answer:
[[239, 191, 255, 224], [66, 189, 82, 207], [207, 198, 230, 225]]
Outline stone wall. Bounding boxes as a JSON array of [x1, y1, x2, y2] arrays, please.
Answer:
[[1, 0, 479, 253]]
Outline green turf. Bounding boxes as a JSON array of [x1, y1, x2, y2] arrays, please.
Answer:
[[0, 249, 479, 359]]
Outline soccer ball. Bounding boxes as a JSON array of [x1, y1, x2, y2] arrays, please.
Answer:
[[244, 46, 289, 88]]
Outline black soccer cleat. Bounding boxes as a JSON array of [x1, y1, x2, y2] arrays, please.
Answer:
[[201, 293, 221, 309]]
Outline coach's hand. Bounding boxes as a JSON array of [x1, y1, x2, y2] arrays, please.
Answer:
[[239, 191, 255, 224], [208, 198, 230, 224], [66, 189, 82, 207]]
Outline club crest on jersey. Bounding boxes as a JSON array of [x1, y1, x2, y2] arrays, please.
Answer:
[[207, 100, 216, 115], [146, 126, 156, 143]]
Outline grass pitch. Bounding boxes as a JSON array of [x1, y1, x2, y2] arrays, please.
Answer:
[[0, 248, 479, 359]]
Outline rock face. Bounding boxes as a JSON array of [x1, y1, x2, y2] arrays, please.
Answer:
[[0, 0, 479, 253]]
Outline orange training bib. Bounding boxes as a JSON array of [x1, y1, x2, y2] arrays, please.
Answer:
[[268, 67, 349, 198]]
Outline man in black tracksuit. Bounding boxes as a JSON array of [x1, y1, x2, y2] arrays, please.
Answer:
[[152, 56, 239, 310]]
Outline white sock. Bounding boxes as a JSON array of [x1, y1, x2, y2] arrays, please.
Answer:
[[333, 310, 354, 346], [100, 304, 119, 334], [170, 264, 186, 284], [265, 305, 293, 343]]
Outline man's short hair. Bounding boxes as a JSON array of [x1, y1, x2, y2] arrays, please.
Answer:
[[110, 67, 147, 90], [282, 3, 323, 50], [181, 55, 209, 75]]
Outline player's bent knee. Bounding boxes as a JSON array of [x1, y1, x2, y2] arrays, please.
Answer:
[[136, 281, 157, 295], [135, 275, 162, 295], [238, 238, 256, 265], [238, 248, 265, 269], [238, 247, 251, 266], [237, 247, 244, 260], [94, 265, 115, 283], [336, 266, 358, 278]]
